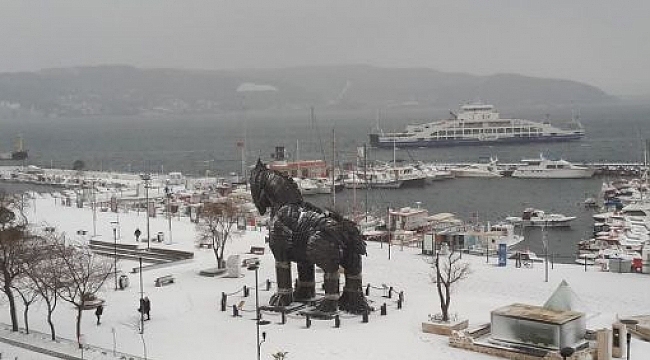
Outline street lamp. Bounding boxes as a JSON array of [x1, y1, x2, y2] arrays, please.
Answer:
[[247, 262, 269, 360], [543, 222, 549, 282], [139, 256, 144, 335], [111, 221, 118, 290], [140, 174, 151, 250], [164, 183, 173, 244]]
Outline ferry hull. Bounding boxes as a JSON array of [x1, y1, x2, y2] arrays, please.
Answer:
[[369, 133, 584, 148]]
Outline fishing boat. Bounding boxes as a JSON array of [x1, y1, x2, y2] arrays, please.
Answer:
[[369, 103, 584, 148], [511, 154, 595, 179]]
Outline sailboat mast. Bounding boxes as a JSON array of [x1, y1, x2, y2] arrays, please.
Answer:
[[330, 129, 336, 208]]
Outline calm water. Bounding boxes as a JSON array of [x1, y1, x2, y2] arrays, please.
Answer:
[[2, 102, 650, 262]]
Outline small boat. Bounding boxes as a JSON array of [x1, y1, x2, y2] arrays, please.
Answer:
[[505, 208, 576, 227]]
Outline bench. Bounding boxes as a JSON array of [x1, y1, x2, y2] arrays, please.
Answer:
[[242, 257, 259, 268], [154, 274, 175, 287], [249, 246, 265, 255]]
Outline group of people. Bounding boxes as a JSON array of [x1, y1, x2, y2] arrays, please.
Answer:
[[138, 296, 151, 320], [94, 296, 151, 326]]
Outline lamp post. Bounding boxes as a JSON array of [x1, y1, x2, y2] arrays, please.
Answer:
[[111, 221, 118, 290], [164, 184, 172, 244], [543, 222, 549, 282], [139, 256, 144, 335], [140, 174, 151, 250], [247, 262, 268, 360]]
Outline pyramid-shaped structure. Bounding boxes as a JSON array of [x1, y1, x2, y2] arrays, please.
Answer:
[[543, 279, 577, 312]]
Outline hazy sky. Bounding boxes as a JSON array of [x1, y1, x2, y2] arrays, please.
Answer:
[[2, 0, 649, 95]]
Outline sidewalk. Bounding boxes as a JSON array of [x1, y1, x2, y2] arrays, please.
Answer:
[[0, 323, 148, 360]]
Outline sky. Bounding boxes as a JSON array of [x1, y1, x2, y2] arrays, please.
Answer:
[[2, 0, 649, 96], [1, 184, 649, 359]]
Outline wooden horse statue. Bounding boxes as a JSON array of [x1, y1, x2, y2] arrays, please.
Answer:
[[249, 159, 370, 314]]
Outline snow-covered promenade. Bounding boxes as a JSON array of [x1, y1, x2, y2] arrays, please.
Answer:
[[1, 193, 649, 360]]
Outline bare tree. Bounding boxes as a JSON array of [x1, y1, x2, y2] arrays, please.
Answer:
[[54, 243, 113, 347], [12, 276, 38, 334], [196, 199, 240, 269], [23, 232, 65, 340], [432, 243, 471, 322], [0, 191, 29, 331]]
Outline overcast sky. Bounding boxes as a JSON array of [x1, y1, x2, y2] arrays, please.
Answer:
[[2, 0, 648, 96]]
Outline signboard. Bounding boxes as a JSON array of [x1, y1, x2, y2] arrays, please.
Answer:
[[498, 243, 507, 267]]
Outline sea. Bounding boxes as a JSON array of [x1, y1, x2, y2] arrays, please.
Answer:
[[2, 101, 650, 263]]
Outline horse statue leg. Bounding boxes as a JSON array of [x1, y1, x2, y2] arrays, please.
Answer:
[[268, 217, 294, 307], [269, 260, 293, 307], [316, 271, 340, 314], [293, 262, 316, 301], [339, 272, 371, 314]]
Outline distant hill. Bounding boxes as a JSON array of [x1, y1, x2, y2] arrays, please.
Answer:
[[0, 65, 616, 117]]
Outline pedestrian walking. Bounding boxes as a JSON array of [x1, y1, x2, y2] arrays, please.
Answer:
[[143, 296, 151, 320], [95, 304, 104, 325]]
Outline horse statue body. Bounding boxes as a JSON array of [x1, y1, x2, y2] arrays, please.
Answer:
[[249, 159, 370, 314]]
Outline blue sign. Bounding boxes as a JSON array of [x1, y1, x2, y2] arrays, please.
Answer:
[[498, 243, 507, 267]]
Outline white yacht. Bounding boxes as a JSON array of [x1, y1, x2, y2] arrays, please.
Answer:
[[505, 208, 576, 227], [511, 154, 594, 179], [451, 158, 502, 178], [369, 103, 584, 148]]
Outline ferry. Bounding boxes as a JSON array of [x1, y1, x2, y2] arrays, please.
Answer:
[[368, 103, 584, 148]]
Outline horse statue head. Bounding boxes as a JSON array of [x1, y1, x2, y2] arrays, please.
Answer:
[[249, 159, 303, 215]]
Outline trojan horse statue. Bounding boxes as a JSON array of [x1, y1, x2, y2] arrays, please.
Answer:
[[249, 159, 370, 314]]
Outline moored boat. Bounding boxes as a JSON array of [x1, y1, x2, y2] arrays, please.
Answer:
[[511, 154, 594, 179]]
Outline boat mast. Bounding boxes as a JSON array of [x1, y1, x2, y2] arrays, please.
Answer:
[[330, 129, 336, 208]]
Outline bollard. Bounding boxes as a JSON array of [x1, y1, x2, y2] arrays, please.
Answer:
[[232, 304, 239, 317], [380, 303, 387, 316], [365, 283, 370, 296], [281, 310, 286, 325], [397, 298, 402, 310], [243, 285, 249, 297], [362, 309, 369, 323], [221, 292, 227, 312], [334, 314, 341, 328], [388, 287, 393, 299], [306, 314, 311, 328], [266, 279, 271, 291]]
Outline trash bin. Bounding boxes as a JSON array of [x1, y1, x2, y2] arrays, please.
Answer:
[[157, 232, 164, 243], [118, 274, 130, 290]]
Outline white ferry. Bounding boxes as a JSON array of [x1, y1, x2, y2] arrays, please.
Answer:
[[369, 104, 584, 148]]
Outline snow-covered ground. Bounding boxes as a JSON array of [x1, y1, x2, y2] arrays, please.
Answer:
[[1, 193, 649, 359]]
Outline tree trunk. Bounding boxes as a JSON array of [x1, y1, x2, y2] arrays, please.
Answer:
[[47, 309, 56, 341], [3, 282, 19, 331], [23, 304, 29, 334], [76, 307, 83, 348]]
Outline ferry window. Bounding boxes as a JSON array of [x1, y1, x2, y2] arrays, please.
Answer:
[[506, 128, 512, 133], [455, 130, 462, 135], [514, 128, 521, 133], [464, 129, 471, 135], [498, 128, 504, 133], [472, 129, 479, 134]]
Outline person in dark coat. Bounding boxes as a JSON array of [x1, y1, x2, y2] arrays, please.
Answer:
[[143, 296, 151, 320], [95, 304, 104, 325]]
